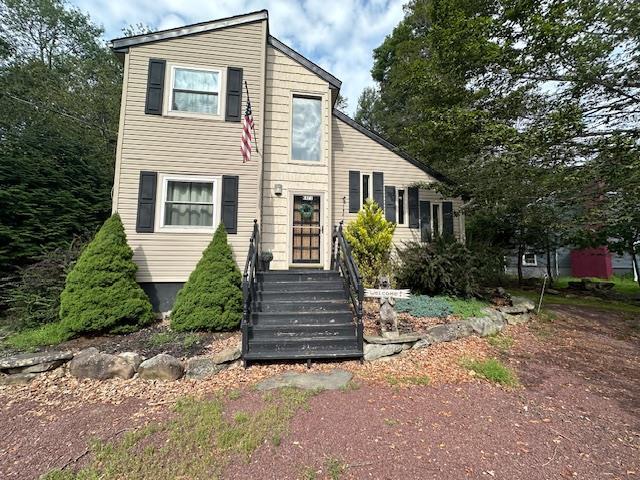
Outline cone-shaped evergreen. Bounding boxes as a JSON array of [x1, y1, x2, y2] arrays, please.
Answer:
[[59, 213, 154, 334], [170, 224, 242, 331]]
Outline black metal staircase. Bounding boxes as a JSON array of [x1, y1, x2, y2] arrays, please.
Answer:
[[241, 221, 364, 365]]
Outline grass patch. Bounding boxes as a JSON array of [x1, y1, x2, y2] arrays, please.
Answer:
[[2, 322, 73, 350], [325, 456, 347, 480], [462, 357, 518, 387], [43, 387, 317, 479], [487, 333, 514, 352], [146, 331, 201, 350], [553, 275, 639, 296], [385, 374, 431, 386], [339, 380, 361, 392], [300, 466, 318, 480], [510, 288, 640, 315], [440, 296, 489, 318]]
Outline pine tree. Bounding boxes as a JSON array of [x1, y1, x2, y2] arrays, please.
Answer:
[[170, 224, 243, 331], [59, 213, 154, 334]]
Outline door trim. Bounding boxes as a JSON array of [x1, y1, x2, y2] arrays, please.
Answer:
[[288, 190, 324, 268]]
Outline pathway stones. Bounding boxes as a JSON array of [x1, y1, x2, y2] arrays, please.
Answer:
[[138, 354, 184, 381], [69, 348, 135, 380], [256, 369, 353, 391]]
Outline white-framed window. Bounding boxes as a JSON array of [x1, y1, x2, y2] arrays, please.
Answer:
[[431, 202, 443, 235], [159, 175, 219, 232], [168, 65, 223, 117], [522, 252, 538, 266], [291, 95, 322, 161]]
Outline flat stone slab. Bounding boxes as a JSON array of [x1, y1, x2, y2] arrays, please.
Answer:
[[256, 370, 353, 391], [0, 372, 39, 386], [364, 334, 422, 345], [0, 351, 73, 370]]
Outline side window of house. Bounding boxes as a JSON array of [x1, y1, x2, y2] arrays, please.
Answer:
[[362, 174, 370, 203], [398, 189, 405, 224], [432, 203, 440, 234], [522, 252, 537, 266], [170, 67, 221, 115], [163, 178, 216, 228], [292, 95, 322, 161]]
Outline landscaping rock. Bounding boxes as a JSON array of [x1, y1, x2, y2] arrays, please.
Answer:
[[498, 305, 529, 315], [69, 348, 135, 380], [364, 334, 422, 345], [511, 296, 536, 312], [211, 343, 241, 364], [364, 343, 405, 361], [118, 352, 143, 371], [505, 313, 531, 325], [0, 351, 73, 374], [138, 354, 184, 381], [186, 356, 228, 379], [0, 372, 39, 385], [466, 316, 505, 337], [425, 321, 473, 343], [256, 369, 352, 391], [412, 338, 432, 350], [483, 308, 506, 324]]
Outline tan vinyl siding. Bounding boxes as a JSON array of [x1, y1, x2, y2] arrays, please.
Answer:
[[113, 20, 267, 282], [331, 116, 465, 246], [261, 46, 333, 270]]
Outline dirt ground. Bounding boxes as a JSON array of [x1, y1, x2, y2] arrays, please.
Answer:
[[1, 305, 638, 479]]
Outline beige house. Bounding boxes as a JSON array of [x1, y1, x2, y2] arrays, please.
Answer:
[[109, 10, 464, 312]]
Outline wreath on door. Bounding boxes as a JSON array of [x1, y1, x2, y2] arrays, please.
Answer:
[[298, 203, 314, 220]]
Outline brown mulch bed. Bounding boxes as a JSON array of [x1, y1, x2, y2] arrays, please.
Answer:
[[1, 305, 639, 479]]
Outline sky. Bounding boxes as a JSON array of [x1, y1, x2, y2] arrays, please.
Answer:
[[70, 0, 407, 115]]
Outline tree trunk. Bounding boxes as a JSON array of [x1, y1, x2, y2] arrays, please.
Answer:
[[517, 242, 524, 286], [631, 248, 640, 289]]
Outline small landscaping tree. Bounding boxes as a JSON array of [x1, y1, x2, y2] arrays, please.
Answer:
[[344, 199, 396, 287], [170, 224, 242, 332], [59, 213, 154, 334]]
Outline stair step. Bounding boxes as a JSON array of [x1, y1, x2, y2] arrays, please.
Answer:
[[251, 311, 354, 325], [243, 349, 363, 361], [253, 299, 349, 313], [257, 280, 344, 292], [247, 336, 360, 353], [258, 270, 341, 282], [248, 323, 356, 340], [256, 290, 347, 302]]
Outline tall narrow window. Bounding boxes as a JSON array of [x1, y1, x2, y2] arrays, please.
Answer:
[[432, 203, 440, 235], [170, 67, 220, 114], [362, 174, 370, 203], [292, 96, 322, 161], [398, 189, 405, 224]]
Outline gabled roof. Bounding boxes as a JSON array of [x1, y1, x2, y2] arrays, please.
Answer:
[[333, 109, 452, 185], [108, 10, 268, 50], [268, 36, 341, 89]]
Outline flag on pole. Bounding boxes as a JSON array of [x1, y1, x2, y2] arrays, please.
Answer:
[[241, 95, 254, 163]]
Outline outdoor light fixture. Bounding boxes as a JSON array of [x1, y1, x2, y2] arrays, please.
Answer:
[[274, 183, 283, 196]]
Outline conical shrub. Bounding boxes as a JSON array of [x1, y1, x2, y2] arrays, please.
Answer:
[[59, 213, 154, 334], [170, 224, 242, 331]]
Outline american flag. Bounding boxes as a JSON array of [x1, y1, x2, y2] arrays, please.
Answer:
[[241, 96, 254, 163]]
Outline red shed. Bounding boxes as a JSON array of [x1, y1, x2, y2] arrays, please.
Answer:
[[570, 247, 613, 279]]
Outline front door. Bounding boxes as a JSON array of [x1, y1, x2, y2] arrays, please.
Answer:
[[292, 194, 322, 264]]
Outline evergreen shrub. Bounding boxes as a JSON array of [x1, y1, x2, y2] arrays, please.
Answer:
[[170, 224, 242, 331]]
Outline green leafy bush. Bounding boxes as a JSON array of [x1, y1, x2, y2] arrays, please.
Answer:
[[170, 224, 242, 331], [344, 199, 396, 287], [395, 236, 479, 297], [395, 295, 453, 317], [58, 213, 154, 335]]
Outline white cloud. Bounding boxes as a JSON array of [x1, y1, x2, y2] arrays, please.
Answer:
[[71, 0, 405, 115]]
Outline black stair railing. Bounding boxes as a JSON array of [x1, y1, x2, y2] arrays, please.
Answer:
[[331, 221, 364, 354], [241, 219, 259, 359]]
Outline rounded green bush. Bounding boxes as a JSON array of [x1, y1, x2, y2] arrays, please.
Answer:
[[58, 213, 154, 335], [170, 224, 242, 332]]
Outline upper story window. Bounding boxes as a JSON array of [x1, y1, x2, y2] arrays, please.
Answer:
[[170, 66, 221, 115], [292, 95, 322, 161], [161, 176, 218, 230]]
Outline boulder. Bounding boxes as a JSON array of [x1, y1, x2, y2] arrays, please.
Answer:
[[118, 352, 143, 371], [505, 313, 531, 325], [364, 334, 422, 345], [0, 372, 39, 385], [425, 321, 473, 344], [0, 351, 73, 374], [186, 356, 228, 379], [465, 316, 504, 337], [256, 370, 352, 391], [511, 296, 536, 312], [364, 343, 405, 361], [412, 338, 432, 350], [68, 348, 135, 380], [138, 354, 184, 381], [211, 344, 241, 365]]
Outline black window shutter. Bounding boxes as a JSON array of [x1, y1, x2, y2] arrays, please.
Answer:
[[384, 186, 396, 223], [348, 171, 360, 213], [145, 59, 166, 115], [221, 175, 239, 234], [225, 67, 243, 122], [420, 200, 431, 242], [136, 171, 157, 233], [443, 201, 454, 237], [373, 172, 384, 208], [408, 187, 419, 228]]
